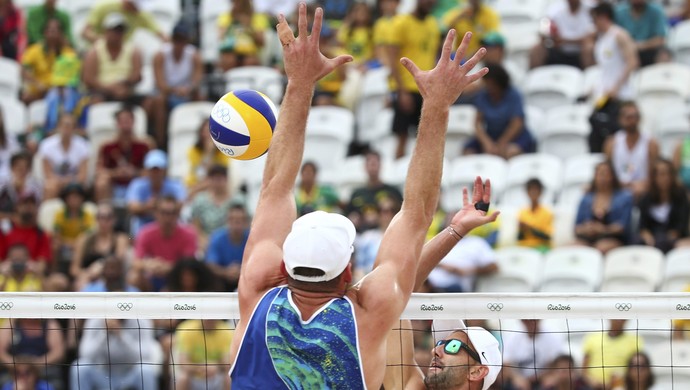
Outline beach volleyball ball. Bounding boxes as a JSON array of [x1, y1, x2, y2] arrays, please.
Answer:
[[209, 90, 278, 160]]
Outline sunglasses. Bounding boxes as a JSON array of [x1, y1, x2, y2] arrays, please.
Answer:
[[435, 339, 481, 363]]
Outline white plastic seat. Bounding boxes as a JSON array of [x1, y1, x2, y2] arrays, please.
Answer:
[[540, 246, 603, 292], [524, 105, 546, 142], [224, 66, 285, 105], [168, 131, 198, 180], [199, 0, 230, 63], [67, 0, 95, 51], [475, 247, 544, 292], [0, 98, 27, 135], [169, 102, 214, 137], [131, 29, 164, 66], [539, 104, 591, 159], [355, 67, 390, 137], [28, 99, 47, 131], [502, 22, 541, 75], [135, 64, 155, 96], [380, 154, 412, 190], [649, 341, 690, 388], [500, 153, 563, 208], [636, 62, 690, 101], [582, 65, 602, 104], [552, 206, 577, 247], [359, 108, 393, 145], [523, 65, 585, 111], [441, 155, 508, 212], [494, 0, 548, 23], [660, 248, 690, 292], [445, 105, 477, 160], [0, 58, 21, 98], [671, 20, 690, 66], [654, 105, 690, 158], [145, 0, 181, 35], [303, 106, 354, 171], [496, 206, 519, 248], [559, 153, 605, 207], [623, 319, 673, 350], [86, 103, 147, 147], [37, 198, 65, 233], [600, 246, 664, 292], [334, 155, 368, 201]]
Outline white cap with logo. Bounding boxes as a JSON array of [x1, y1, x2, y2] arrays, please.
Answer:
[[432, 319, 502, 390], [282, 211, 356, 283]]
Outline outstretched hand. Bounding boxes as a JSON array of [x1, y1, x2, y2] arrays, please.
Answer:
[[450, 177, 500, 237], [400, 30, 488, 108], [276, 3, 353, 86]]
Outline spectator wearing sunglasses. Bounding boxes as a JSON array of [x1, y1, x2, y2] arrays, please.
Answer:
[[384, 318, 501, 389]]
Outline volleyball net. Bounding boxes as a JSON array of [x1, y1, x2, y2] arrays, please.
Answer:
[[1, 292, 689, 389]]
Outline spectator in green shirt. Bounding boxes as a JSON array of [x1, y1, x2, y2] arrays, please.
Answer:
[[26, 0, 73, 46], [81, 0, 166, 44], [295, 161, 342, 215]]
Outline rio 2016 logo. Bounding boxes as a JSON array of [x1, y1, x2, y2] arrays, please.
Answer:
[[174, 304, 197, 311], [420, 304, 444, 311]]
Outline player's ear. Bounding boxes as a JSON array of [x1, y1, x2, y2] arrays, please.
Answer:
[[343, 263, 353, 284], [469, 365, 489, 383]]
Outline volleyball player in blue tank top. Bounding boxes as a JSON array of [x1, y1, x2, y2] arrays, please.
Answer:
[[229, 4, 497, 388]]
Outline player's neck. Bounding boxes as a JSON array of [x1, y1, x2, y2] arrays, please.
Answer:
[[289, 288, 345, 320]]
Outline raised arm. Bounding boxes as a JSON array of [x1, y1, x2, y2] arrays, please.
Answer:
[[383, 320, 424, 390], [415, 178, 498, 291], [359, 30, 487, 323], [238, 4, 352, 305]]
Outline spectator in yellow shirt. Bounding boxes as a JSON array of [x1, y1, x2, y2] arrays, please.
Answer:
[[582, 319, 643, 389], [186, 118, 228, 196], [441, 0, 500, 58], [0, 244, 43, 292], [82, 0, 166, 44], [173, 319, 234, 390], [517, 178, 553, 252], [337, 2, 375, 66], [372, 0, 399, 67], [21, 18, 76, 104], [217, 0, 270, 71], [53, 183, 95, 270]]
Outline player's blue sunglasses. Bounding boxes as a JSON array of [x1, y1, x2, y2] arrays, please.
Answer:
[[435, 339, 481, 363]]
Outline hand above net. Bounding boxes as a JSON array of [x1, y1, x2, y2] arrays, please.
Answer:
[[449, 176, 500, 237]]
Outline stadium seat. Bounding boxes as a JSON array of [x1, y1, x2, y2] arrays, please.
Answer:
[[355, 67, 390, 138], [132, 29, 164, 66], [334, 155, 368, 201], [500, 153, 562, 208], [670, 20, 690, 66], [600, 246, 664, 292], [168, 131, 197, 181], [28, 99, 47, 132], [15, 0, 48, 13], [0, 57, 21, 98], [539, 104, 590, 159], [636, 63, 690, 101], [380, 153, 412, 190], [524, 105, 545, 142], [445, 105, 476, 160], [502, 22, 541, 76], [653, 104, 690, 158], [359, 108, 393, 145], [67, 0, 95, 51], [660, 248, 690, 292], [145, 0, 182, 35], [224, 66, 285, 105], [539, 246, 603, 292], [623, 319, 673, 350], [649, 340, 690, 389], [169, 102, 214, 137], [496, 206, 519, 248], [559, 153, 605, 208], [303, 106, 354, 171], [397, 0, 416, 14], [582, 65, 601, 103], [475, 247, 544, 292], [551, 206, 578, 247], [441, 154, 508, 212], [199, 0, 230, 63], [136, 64, 156, 96], [523, 65, 585, 111], [494, 0, 548, 23], [237, 156, 267, 215], [0, 98, 27, 135]]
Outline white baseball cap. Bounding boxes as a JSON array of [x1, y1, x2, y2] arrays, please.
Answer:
[[432, 319, 502, 390], [282, 211, 356, 282], [103, 12, 127, 29]]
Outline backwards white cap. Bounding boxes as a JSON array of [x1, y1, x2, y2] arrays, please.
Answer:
[[432, 319, 502, 390], [282, 211, 356, 282]]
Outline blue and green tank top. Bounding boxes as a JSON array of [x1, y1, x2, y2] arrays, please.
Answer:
[[230, 286, 366, 389]]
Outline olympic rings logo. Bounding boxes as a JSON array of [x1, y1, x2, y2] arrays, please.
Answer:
[[615, 303, 632, 311], [0, 302, 13, 310], [117, 303, 133, 311], [487, 303, 504, 311], [214, 106, 232, 124]]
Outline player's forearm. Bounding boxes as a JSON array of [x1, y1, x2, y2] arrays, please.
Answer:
[[402, 103, 449, 220], [260, 83, 312, 194], [415, 227, 459, 290]]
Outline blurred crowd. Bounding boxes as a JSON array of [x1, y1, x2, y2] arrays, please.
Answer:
[[0, 0, 689, 389]]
